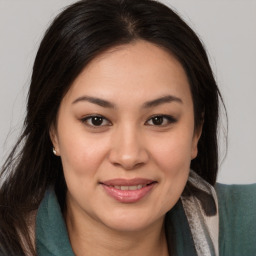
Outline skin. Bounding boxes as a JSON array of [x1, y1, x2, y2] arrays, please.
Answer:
[[50, 40, 202, 256]]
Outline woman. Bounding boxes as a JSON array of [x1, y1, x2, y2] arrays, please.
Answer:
[[0, 0, 255, 255]]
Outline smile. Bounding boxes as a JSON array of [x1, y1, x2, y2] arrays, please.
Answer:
[[100, 178, 157, 203], [110, 184, 147, 190]]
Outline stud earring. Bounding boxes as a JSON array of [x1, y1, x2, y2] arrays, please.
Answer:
[[53, 148, 57, 155]]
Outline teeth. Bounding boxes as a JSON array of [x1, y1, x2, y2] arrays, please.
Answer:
[[128, 185, 139, 191], [113, 184, 146, 190]]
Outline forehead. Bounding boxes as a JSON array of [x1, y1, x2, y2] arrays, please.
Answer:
[[63, 40, 192, 106]]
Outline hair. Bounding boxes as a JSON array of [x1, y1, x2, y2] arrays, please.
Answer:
[[0, 0, 225, 255]]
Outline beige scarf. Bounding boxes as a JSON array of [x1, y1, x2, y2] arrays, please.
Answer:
[[181, 170, 219, 256]]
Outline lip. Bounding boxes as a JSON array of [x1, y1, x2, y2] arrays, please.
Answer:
[[101, 178, 155, 186], [100, 178, 157, 203]]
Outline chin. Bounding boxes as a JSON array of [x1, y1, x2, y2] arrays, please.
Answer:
[[105, 219, 153, 233], [99, 207, 163, 233]]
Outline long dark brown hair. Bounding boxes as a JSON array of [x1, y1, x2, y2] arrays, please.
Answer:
[[0, 0, 224, 255]]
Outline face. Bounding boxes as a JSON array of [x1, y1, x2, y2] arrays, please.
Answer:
[[51, 40, 202, 232]]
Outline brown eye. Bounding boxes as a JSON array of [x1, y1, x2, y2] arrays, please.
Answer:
[[91, 116, 104, 126], [81, 115, 111, 127], [146, 115, 177, 126], [152, 116, 164, 125]]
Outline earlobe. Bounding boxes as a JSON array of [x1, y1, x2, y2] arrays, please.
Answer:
[[191, 145, 198, 160], [191, 121, 203, 160], [49, 125, 60, 156]]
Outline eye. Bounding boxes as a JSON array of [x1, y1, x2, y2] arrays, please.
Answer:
[[81, 115, 111, 127], [145, 115, 177, 126]]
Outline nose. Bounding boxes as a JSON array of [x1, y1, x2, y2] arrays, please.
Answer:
[[108, 126, 149, 170]]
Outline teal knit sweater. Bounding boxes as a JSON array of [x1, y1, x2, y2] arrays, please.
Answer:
[[36, 184, 256, 256]]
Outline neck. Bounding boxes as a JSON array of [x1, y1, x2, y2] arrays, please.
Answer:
[[65, 202, 169, 256]]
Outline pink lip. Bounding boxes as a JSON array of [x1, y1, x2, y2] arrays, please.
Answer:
[[102, 178, 155, 186], [100, 178, 157, 203]]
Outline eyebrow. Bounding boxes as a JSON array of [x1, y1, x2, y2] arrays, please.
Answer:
[[142, 95, 183, 108], [72, 95, 182, 108], [72, 96, 115, 108]]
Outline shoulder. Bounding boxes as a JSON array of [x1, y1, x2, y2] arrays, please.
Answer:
[[215, 183, 256, 220], [215, 183, 256, 255], [216, 182, 256, 202]]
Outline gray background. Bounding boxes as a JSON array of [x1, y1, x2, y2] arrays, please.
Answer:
[[0, 0, 255, 184]]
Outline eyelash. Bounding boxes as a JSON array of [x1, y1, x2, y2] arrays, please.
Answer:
[[80, 114, 177, 128], [81, 115, 111, 128], [145, 115, 177, 126]]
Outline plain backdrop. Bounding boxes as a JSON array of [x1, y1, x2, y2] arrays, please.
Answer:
[[0, 0, 255, 184]]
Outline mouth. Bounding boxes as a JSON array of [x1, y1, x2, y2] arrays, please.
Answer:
[[103, 182, 156, 191], [100, 178, 157, 203]]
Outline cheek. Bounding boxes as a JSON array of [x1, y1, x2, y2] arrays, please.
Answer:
[[58, 135, 110, 200], [151, 131, 194, 174], [152, 138, 192, 212], [57, 127, 110, 178], [148, 130, 193, 207]]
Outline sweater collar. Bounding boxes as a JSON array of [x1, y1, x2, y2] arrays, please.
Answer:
[[36, 170, 217, 256], [36, 189, 75, 256]]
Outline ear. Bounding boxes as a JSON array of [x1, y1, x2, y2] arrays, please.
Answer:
[[191, 121, 203, 160], [49, 124, 60, 156]]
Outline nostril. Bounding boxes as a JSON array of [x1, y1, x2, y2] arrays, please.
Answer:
[[111, 161, 144, 170], [108, 145, 149, 170], [134, 162, 145, 169]]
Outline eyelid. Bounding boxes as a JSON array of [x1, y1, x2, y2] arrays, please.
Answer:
[[81, 114, 112, 128], [145, 114, 177, 126], [80, 114, 177, 128]]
